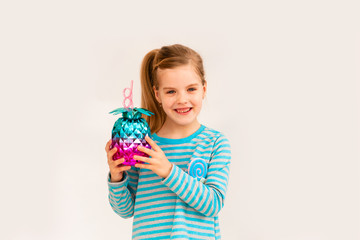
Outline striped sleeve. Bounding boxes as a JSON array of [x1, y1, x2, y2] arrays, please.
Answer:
[[107, 165, 139, 219], [161, 134, 231, 217]]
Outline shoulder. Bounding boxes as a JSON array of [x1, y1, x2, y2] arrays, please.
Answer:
[[196, 125, 231, 149], [197, 126, 231, 166]]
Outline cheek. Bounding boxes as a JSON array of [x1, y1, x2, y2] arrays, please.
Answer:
[[193, 96, 204, 106], [162, 98, 175, 108]]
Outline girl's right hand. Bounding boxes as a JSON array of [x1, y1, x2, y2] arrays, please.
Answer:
[[105, 139, 131, 182]]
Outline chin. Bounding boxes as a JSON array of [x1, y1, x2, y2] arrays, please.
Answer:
[[174, 118, 199, 126]]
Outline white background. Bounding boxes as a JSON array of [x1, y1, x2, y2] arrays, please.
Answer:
[[0, 0, 359, 239]]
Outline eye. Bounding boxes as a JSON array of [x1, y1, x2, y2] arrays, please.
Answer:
[[166, 90, 175, 94], [188, 88, 196, 92]]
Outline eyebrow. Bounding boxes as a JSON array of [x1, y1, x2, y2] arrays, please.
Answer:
[[162, 83, 200, 90]]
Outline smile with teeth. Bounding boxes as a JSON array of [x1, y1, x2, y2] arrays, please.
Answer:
[[175, 107, 192, 113]]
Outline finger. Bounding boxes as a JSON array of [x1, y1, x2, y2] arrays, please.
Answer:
[[107, 147, 118, 159], [117, 165, 131, 172], [145, 135, 161, 152], [108, 157, 124, 166], [134, 155, 151, 163], [113, 157, 125, 165], [105, 139, 112, 152], [135, 163, 152, 170], [137, 145, 154, 156]]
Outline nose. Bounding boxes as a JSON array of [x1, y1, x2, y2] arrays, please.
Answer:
[[176, 91, 189, 105]]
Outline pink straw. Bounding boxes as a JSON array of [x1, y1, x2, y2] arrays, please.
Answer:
[[123, 80, 134, 108]]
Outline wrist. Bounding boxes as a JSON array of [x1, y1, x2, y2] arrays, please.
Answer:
[[163, 163, 173, 179], [110, 172, 124, 183]]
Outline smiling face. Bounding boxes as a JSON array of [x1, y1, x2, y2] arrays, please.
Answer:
[[153, 64, 207, 129]]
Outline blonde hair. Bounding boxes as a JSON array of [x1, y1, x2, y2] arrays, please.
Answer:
[[140, 43, 206, 134]]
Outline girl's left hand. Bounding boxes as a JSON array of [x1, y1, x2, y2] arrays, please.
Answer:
[[134, 135, 173, 179]]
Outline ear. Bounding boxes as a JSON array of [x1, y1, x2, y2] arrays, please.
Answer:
[[153, 86, 161, 103], [202, 81, 207, 99]]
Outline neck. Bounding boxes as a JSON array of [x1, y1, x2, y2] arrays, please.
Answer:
[[156, 119, 201, 139]]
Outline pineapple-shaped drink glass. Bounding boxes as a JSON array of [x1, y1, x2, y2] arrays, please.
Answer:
[[109, 80, 154, 166]]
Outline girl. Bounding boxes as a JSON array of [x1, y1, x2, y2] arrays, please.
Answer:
[[105, 44, 231, 240]]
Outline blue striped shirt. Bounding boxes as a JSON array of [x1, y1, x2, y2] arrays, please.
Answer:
[[107, 124, 231, 239]]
